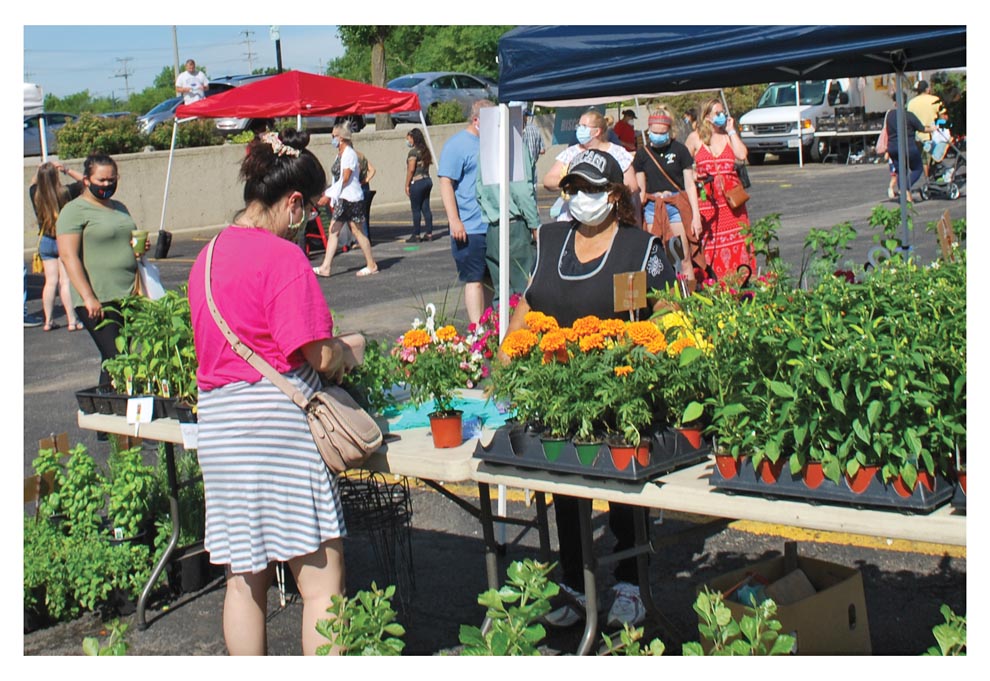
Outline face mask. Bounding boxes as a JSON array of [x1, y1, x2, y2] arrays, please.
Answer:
[[575, 125, 593, 145], [285, 202, 307, 241], [569, 190, 612, 226], [331, 137, 340, 148], [712, 112, 727, 128], [649, 132, 670, 146], [88, 181, 117, 200], [406, 140, 414, 148]]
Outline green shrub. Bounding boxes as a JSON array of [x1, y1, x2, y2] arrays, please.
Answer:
[[56, 113, 147, 159], [147, 119, 223, 150], [428, 101, 467, 125]]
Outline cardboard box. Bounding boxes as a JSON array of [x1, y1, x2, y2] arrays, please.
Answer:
[[702, 553, 871, 655]]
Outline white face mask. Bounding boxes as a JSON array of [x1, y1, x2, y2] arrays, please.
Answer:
[[285, 202, 307, 241], [569, 190, 612, 226]]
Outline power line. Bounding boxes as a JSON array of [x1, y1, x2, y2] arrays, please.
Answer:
[[241, 30, 256, 72], [112, 58, 135, 98]]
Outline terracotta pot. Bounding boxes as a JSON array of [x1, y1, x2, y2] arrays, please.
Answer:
[[429, 411, 463, 448], [714, 453, 741, 479], [958, 471, 966, 495], [574, 442, 601, 466], [609, 443, 648, 471], [677, 427, 703, 449], [844, 465, 879, 494], [540, 437, 569, 462], [803, 461, 825, 489], [757, 458, 785, 484]]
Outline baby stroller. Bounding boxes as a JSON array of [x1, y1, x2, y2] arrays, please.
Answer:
[[920, 127, 966, 201]]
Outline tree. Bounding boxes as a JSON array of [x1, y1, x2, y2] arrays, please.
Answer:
[[338, 26, 396, 130]]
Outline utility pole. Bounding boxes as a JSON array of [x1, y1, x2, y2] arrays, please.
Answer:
[[241, 30, 256, 72], [172, 26, 180, 85], [113, 58, 134, 99], [270, 26, 283, 74]]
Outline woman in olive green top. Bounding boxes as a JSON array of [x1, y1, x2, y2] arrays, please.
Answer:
[[56, 153, 148, 386]]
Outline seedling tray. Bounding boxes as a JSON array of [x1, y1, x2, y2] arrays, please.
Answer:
[[950, 483, 966, 514], [75, 386, 167, 419], [473, 424, 710, 482], [710, 462, 953, 513]]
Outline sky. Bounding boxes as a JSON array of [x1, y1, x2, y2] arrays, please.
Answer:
[[23, 25, 346, 101]]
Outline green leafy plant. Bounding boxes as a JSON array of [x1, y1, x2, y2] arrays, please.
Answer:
[[741, 212, 782, 267], [228, 129, 256, 145], [458, 559, 557, 655], [798, 221, 858, 286], [683, 587, 795, 656], [427, 100, 468, 125], [83, 619, 130, 656], [923, 604, 966, 655], [34, 444, 105, 536], [56, 113, 147, 158], [869, 204, 913, 251], [105, 446, 155, 538], [341, 338, 401, 415], [315, 582, 406, 656], [601, 623, 666, 656], [147, 118, 223, 150]]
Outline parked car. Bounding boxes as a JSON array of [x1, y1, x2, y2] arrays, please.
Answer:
[[384, 72, 498, 124], [136, 96, 183, 135], [98, 111, 134, 120], [24, 112, 77, 157]]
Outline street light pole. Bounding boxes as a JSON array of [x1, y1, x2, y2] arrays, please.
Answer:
[[270, 26, 283, 73]]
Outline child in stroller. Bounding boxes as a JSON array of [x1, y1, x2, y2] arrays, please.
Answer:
[[921, 108, 965, 200]]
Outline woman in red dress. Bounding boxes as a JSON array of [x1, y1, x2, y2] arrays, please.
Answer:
[[685, 98, 757, 279]]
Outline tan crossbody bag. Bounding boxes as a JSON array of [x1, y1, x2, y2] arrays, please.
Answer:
[[204, 235, 383, 474]]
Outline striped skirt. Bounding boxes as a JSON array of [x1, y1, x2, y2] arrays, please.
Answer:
[[196, 364, 346, 574]]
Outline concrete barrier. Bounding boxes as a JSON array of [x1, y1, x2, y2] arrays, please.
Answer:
[[23, 116, 561, 251]]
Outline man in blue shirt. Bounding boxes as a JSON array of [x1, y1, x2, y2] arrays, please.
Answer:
[[439, 99, 494, 325]]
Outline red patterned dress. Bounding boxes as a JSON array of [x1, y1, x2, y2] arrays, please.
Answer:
[[694, 142, 757, 279]]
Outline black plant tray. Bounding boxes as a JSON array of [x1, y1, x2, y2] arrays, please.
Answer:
[[473, 424, 710, 482], [75, 386, 167, 419], [709, 462, 953, 514], [950, 483, 966, 514]]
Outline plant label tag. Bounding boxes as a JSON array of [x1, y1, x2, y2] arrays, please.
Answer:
[[180, 423, 199, 450], [113, 527, 124, 540], [127, 396, 154, 425], [613, 271, 646, 314]]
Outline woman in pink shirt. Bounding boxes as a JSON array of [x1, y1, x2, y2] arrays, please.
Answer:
[[188, 129, 357, 656]]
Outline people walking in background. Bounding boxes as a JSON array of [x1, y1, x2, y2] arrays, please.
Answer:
[[187, 128, 354, 656], [29, 161, 85, 331], [439, 99, 494, 325], [612, 108, 638, 152], [684, 98, 756, 279], [313, 124, 378, 278], [521, 109, 545, 189], [907, 80, 943, 180], [679, 107, 698, 140], [56, 153, 148, 387], [885, 90, 936, 201], [175, 59, 209, 105], [355, 148, 376, 243], [603, 115, 622, 146], [404, 128, 434, 243]]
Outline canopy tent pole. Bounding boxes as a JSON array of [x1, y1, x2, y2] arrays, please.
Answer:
[[159, 118, 184, 235], [39, 117, 50, 162], [796, 81, 805, 168], [893, 72, 911, 248], [419, 111, 438, 163], [496, 103, 513, 546]]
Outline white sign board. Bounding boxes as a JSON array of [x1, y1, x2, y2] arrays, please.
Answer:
[[479, 105, 524, 185]]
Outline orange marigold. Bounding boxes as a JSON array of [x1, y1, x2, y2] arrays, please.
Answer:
[[626, 320, 662, 347], [579, 332, 606, 353], [614, 365, 633, 377], [501, 329, 538, 358], [646, 336, 668, 354], [600, 318, 627, 338], [572, 315, 602, 337], [435, 325, 457, 342], [402, 328, 432, 349], [539, 329, 568, 354], [525, 311, 559, 334], [666, 335, 697, 357]]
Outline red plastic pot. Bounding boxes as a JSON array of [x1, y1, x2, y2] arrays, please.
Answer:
[[677, 427, 703, 449], [609, 443, 648, 471], [844, 465, 879, 494], [958, 471, 966, 495], [714, 454, 741, 479], [757, 457, 785, 484], [429, 411, 463, 449], [803, 461, 825, 489]]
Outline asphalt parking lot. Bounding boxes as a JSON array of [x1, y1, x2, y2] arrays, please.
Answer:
[[21, 157, 966, 656]]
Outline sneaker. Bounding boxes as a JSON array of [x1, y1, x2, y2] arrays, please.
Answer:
[[607, 582, 646, 628], [24, 313, 43, 328], [543, 583, 586, 628]]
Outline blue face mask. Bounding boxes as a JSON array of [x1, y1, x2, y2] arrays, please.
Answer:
[[712, 112, 727, 128], [575, 125, 593, 145], [331, 137, 340, 148], [648, 132, 670, 146]]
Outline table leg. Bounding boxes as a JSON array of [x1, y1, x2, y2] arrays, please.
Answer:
[[137, 442, 180, 630], [632, 507, 682, 645], [576, 498, 599, 656], [535, 492, 551, 563], [477, 482, 499, 636]]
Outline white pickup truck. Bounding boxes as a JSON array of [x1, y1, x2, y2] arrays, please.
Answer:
[[738, 79, 854, 164]]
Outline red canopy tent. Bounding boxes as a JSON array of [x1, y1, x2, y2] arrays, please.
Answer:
[[158, 70, 427, 238]]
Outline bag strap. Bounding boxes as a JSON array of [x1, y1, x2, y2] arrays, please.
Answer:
[[644, 146, 684, 192], [204, 235, 311, 410]]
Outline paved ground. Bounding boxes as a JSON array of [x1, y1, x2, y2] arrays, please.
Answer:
[[21, 156, 966, 656]]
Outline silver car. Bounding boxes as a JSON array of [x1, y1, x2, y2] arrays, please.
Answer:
[[136, 96, 183, 135], [24, 112, 77, 157], [385, 71, 498, 125]]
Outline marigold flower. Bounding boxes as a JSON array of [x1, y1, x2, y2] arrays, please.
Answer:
[[436, 325, 457, 342], [667, 335, 697, 357], [402, 328, 432, 349], [542, 347, 569, 364], [579, 332, 606, 353], [626, 320, 662, 347], [600, 318, 626, 338], [501, 329, 538, 358], [525, 311, 559, 334], [661, 311, 690, 331], [614, 365, 633, 377], [539, 329, 568, 354], [646, 336, 668, 354], [572, 315, 602, 337]]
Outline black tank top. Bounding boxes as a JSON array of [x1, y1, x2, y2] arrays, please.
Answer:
[[525, 221, 675, 327]]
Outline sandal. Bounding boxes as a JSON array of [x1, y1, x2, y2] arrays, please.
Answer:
[[356, 266, 379, 277], [67, 321, 84, 332], [43, 321, 61, 332], [421, 233, 433, 242], [313, 267, 331, 278]]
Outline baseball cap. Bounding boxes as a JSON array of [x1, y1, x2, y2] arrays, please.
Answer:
[[915, 80, 929, 93], [559, 149, 624, 188], [621, 109, 637, 118]]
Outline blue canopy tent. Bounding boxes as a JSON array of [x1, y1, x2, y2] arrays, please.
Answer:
[[489, 25, 965, 298]]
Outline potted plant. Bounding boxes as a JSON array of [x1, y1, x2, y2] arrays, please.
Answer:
[[105, 446, 156, 542]]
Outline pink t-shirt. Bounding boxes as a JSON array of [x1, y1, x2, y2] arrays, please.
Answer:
[[188, 226, 333, 391]]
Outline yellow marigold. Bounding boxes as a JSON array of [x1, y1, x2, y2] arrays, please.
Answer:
[[666, 335, 697, 357], [525, 311, 559, 334], [402, 328, 432, 349], [572, 315, 602, 337], [600, 318, 627, 338], [501, 329, 538, 358], [435, 325, 457, 342], [661, 311, 691, 331], [646, 336, 668, 354], [626, 320, 662, 347], [579, 332, 606, 353], [614, 365, 633, 377], [539, 329, 568, 354]]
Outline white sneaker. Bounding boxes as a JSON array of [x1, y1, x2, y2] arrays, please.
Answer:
[[544, 583, 586, 628], [607, 581, 646, 628]]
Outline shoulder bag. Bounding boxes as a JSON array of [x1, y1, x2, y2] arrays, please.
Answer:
[[203, 235, 383, 474], [875, 110, 891, 156]]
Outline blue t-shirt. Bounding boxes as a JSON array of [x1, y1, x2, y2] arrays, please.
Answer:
[[438, 128, 486, 235]]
